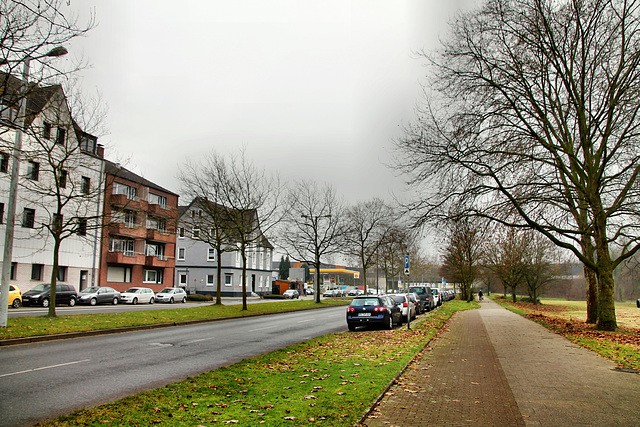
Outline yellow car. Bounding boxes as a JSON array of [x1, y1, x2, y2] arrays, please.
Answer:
[[6, 284, 22, 308]]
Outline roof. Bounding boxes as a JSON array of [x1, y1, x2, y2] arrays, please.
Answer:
[[105, 160, 178, 196]]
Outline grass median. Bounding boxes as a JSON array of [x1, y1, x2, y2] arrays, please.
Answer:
[[41, 300, 477, 426], [0, 299, 350, 341], [493, 296, 640, 370]]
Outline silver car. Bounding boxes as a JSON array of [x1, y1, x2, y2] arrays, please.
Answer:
[[77, 286, 121, 305], [155, 287, 187, 303]]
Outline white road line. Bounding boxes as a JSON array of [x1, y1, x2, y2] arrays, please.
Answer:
[[297, 319, 314, 323], [248, 325, 278, 332], [186, 337, 217, 344], [0, 359, 90, 378]]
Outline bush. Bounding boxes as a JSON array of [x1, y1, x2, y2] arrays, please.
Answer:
[[187, 294, 213, 302], [262, 294, 286, 300]]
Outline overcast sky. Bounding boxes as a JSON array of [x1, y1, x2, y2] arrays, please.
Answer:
[[68, 0, 478, 205]]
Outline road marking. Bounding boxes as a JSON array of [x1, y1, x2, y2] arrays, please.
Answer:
[[297, 319, 314, 323], [186, 337, 217, 344], [248, 325, 278, 332], [0, 359, 90, 378]]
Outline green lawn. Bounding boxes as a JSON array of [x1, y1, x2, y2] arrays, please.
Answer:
[[0, 299, 350, 341], [42, 300, 478, 426]]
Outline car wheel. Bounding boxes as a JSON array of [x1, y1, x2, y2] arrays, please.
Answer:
[[113, 297, 119, 305], [149, 298, 154, 304], [132, 298, 138, 305], [182, 297, 187, 303], [387, 315, 394, 330], [42, 298, 49, 308], [69, 297, 76, 307], [90, 298, 97, 306], [348, 323, 356, 331], [11, 299, 20, 308], [169, 297, 174, 304]]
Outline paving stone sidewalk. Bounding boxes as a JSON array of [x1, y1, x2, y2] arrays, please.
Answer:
[[362, 299, 640, 427]]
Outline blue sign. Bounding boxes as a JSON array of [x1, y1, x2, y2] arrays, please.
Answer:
[[404, 255, 410, 269]]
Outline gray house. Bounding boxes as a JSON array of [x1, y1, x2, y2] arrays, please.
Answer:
[[174, 199, 274, 297]]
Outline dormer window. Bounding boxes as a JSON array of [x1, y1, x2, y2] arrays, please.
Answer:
[[43, 122, 52, 139], [56, 127, 65, 145]]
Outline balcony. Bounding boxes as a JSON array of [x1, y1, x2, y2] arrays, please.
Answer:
[[107, 251, 146, 266], [110, 194, 142, 210], [145, 254, 173, 268], [108, 223, 147, 239], [148, 203, 174, 217], [146, 229, 175, 243]]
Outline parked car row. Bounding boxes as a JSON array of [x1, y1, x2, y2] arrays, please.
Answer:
[[323, 288, 347, 297], [15, 284, 188, 307], [346, 288, 456, 331]]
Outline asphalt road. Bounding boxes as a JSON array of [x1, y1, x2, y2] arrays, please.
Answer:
[[0, 305, 347, 427]]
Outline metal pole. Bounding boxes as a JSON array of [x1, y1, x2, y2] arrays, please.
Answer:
[[0, 58, 30, 327]]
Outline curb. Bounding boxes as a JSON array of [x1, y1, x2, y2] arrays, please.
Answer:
[[0, 303, 348, 347]]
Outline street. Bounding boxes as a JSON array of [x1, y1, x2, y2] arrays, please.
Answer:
[[0, 305, 347, 426]]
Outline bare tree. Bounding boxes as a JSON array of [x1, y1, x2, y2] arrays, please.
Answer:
[[376, 222, 418, 293], [396, 0, 640, 330], [343, 198, 393, 293], [0, 0, 96, 325], [279, 180, 345, 303], [487, 228, 530, 303], [179, 150, 280, 310]]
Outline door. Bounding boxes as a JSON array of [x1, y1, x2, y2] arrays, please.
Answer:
[[79, 270, 88, 291]]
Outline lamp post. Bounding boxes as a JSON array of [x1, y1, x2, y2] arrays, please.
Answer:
[[0, 47, 68, 328]]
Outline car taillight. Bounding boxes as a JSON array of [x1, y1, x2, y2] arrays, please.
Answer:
[[347, 307, 355, 312], [403, 302, 408, 307], [374, 307, 386, 312]]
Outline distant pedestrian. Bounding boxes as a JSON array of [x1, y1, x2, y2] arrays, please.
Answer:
[[478, 290, 484, 301]]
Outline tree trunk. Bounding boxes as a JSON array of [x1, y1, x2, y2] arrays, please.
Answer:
[[215, 247, 223, 305], [48, 236, 62, 317], [584, 266, 598, 324], [314, 256, 321, 303], [593, 207, 617, 330], [241, 247, 247, 311]]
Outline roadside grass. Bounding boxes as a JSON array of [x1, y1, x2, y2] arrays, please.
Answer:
[[41, 300, 478, 426], [492, 297, 640, 370], [0, 300, 349, 341]]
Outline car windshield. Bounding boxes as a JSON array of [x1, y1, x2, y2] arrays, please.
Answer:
[[350, 298, 380, 307], [409, 287, 425, 295], [80, 287, 100, 294], [124, 288, 140, 293], [389, 295, 405, 303], [159, 288, 174, 293], [31, 284, 50, 292]]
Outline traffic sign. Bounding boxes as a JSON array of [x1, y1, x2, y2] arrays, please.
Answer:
[[404, 255, 410, 276]]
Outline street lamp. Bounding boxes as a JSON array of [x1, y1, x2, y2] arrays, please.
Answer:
[[0, 47, 68, 327]]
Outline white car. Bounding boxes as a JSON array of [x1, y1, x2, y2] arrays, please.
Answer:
[[120, 287, 155, 304], [155, 287, 187, 303], [283, 289, 300, 299], [388, 293, 416, 321], [431, 288, 441, 306]]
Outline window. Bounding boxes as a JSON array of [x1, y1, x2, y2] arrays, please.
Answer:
[[225, 274, 233, 286], [0, 202, 4, 224], [57, 266, 67, 281], [10, 262, 16, 280], [80, 135, 97, 153], [112, 210, 136, 228], [22, 208, 35, 228], [178, 227, 185, 238], [207, 248, 215, 261], [109, 238, 135, 256], [27, 161, 39, 180], [31, 264, 43, 280], [148, 193, 167, 208], [179, 273, 187, 285], [0, 152, 7, 173], [59, 169, 67, 188], [106, 266, 132, 283], [146, 217, 166, 231], [146, 243, 165, 259], [76, 217, 87, 236], [207, 274, 215, 286], [144, 269, 163, 284], [112, 182, 137, 200], [178, 247, 185, 260], [193, 228, 200, 239], [56, 127, 66, 145], [43, 122, 52, 139], [81, 176, 91, 194], [0, 98, 15, 122]]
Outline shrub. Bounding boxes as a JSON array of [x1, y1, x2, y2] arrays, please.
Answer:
[[262, 294, 286, 300], [187, 294, 213, 302]]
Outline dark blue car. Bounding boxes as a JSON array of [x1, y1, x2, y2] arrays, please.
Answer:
[[346, 295, 402, 331]]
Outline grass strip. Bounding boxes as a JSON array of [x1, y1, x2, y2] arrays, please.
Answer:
[[492, 297, 640, 370], [41, 300, 477, 426], [0, 300, 349, 341]]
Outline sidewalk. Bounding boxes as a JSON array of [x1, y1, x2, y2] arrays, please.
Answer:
[[363, 299, 640, 426]]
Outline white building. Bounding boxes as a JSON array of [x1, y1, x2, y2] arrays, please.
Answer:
[[0, 72, 104, 292]]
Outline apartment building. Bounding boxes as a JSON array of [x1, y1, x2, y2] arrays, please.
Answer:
[[97, 161, 178, 292], [0, 72, 104, 293]]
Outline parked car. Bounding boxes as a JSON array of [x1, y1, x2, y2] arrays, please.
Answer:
[[431, 288, 442, 306], [155, 287, 188, 303], [77, 286, 121, 305], [409, 285, 435, 311], [2, 284, 22, 308], [21, 283, 77, 307], [388, 293, 416, 321], [283, 289, 300, 299], [305, 287, 314, 295], [120, 287, 155, 304], [346, 295, 402, 331], [409, 292, 425, 314], [323, 289, 335, 297]]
